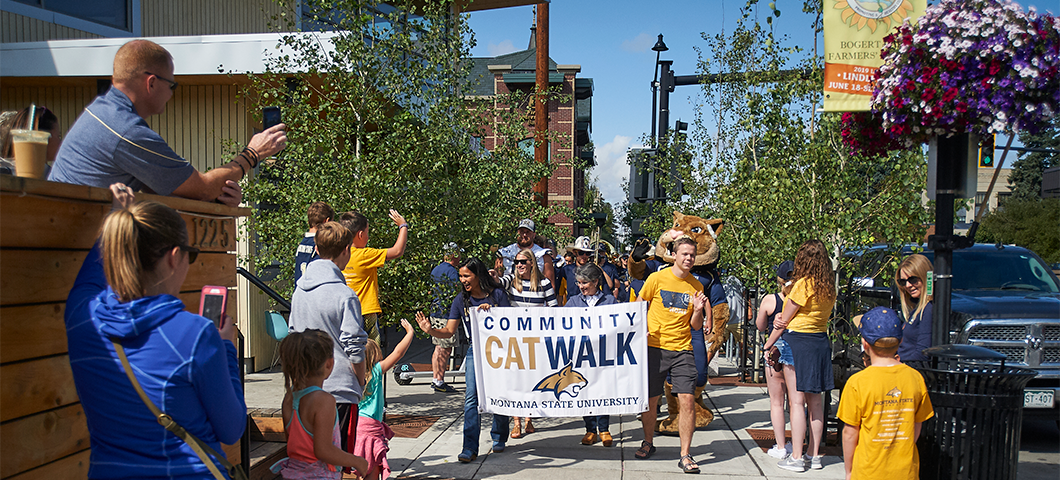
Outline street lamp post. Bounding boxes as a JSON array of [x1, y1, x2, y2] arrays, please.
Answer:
[[650, 34, 668, 146]]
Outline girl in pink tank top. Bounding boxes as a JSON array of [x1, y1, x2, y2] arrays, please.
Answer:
[[271, 330, 368, 479]]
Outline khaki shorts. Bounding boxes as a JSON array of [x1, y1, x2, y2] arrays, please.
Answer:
[[430, 317, 458, 348]]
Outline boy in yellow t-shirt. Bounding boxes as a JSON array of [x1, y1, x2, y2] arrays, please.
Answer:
[[634, 237, 708, 474], [838, 307, 934, 480], [338, 209, 408, 344]]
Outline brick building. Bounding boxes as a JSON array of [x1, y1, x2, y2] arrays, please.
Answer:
[[467, 30, 595, 235]]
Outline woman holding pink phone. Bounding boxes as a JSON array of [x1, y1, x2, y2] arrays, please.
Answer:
[[63, 183, 246, 479]]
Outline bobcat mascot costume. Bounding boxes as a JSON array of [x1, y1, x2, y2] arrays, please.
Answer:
[[629, 211, 729, 433]]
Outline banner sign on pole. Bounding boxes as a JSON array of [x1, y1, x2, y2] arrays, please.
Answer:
[[823, 0, 926, 112], [469, 302, 649, 417]]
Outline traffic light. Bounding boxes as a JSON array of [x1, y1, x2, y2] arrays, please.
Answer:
[[979, 134, 996, 168]]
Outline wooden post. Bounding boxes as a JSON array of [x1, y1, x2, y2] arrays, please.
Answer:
[[533, 2, 549, 207]]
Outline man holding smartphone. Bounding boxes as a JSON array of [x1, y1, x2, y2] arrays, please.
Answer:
[[49, 39, 287, 207]]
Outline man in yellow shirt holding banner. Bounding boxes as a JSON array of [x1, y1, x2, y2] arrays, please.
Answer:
[[635, 236, 710, 474]]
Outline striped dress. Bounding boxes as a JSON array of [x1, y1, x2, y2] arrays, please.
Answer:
[[499, 275, 558, 307]]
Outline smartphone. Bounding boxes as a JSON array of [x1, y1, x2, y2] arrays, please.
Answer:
[[263, 106, 281, 130], [199, 286, 228, 328]]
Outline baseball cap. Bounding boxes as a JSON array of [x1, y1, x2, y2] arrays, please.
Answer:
[[859, 307, 903, 345], [776, 260, 794, 281], [517, 219, 535, 232], [571, 236, 592, 252]]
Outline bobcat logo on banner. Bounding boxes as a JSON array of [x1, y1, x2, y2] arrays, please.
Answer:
[[823, 0, 926, 111], [469, 303, 649, 417], [533, 364, 588, 399]]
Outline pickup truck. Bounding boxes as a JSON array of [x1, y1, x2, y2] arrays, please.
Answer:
[[836, 243, 1060, 417]]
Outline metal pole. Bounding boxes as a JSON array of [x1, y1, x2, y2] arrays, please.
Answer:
[[930, 133, 970, 346], [658, 60, 673, 146], [533, 2, 549, 207], [651, 51, 661, 144]]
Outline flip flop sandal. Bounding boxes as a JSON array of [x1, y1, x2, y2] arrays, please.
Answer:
[[511, 422, 523, 439], [635, 441, 656, 459], [678, 454, 700, 474], [524, 422, 535, 434]]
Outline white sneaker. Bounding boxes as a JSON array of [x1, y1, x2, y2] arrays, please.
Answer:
[[777, 454, 806, 473], [809, 455, 823, 470], [767, 444, 787, 459]]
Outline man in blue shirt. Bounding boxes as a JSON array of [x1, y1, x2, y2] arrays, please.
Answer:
[[429, 244, 462, 393], [49, 39, 287, 206]]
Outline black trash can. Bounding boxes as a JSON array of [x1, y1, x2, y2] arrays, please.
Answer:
[[909, 345, 1037, 480]]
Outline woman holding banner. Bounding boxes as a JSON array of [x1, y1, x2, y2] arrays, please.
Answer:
[[416, 257, 511, 463], [564, 263, 618, 447], [496, 248, 558, 439]]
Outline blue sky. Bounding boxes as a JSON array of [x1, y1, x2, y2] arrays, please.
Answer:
[[466, 0, 1049, 209]]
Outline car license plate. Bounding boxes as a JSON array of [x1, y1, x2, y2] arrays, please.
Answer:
[[1024, 389, 1055, 408]]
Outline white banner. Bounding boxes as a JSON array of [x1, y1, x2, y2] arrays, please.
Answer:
[[470, 302, 649, 417]]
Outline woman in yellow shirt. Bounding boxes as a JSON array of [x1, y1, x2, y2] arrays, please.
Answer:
[[763, 239, 836, 473]]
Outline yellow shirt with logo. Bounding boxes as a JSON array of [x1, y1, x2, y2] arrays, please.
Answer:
[[639, 269, 703, 351], [837, 363, 934, 480], [341, 247, 387, 315], [785, 277, 835, 333]]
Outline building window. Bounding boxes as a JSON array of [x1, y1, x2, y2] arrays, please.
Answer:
[[12, 0, 130, 30], [518, 138, 549, 160], [997, 192, 1011, 207], [974, 192, 989, 215]]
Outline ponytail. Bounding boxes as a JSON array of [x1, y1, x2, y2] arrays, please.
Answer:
[[99, 201, 187, 302]]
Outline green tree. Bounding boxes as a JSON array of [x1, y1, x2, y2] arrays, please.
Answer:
[[243, 0, 570, 326], [644, 2, 930, 290], [977, 199, 1060, 263], [1009, 116, 1059, 202]]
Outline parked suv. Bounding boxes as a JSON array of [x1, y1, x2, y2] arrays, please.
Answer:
[[835, 243, 1060, 416]]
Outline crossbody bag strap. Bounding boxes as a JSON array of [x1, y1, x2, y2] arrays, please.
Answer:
[[112, 340, 247, 480]]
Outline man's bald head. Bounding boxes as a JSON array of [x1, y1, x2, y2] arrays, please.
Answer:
[[113, 40, 172, 86]]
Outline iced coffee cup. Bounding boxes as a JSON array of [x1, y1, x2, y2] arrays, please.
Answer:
[[11, 129, 50, 179]]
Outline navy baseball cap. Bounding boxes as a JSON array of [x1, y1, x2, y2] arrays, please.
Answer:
[[776, 260, 794, 281], [859, 307, 903, 345]]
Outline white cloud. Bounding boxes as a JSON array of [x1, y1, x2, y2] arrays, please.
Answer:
[[621, 33, 654, 53], [589, 134, 643, 207], [487, 39, 517, 56]]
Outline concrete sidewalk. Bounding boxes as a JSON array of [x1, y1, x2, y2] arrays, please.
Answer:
[[379, 369, 845, 480], [245, 333, 1058, 479], [246, 335, 845, 479]]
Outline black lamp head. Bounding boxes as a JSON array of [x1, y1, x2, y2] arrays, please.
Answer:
[[652, 34, 669, 52]]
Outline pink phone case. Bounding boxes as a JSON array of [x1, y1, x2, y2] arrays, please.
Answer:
[[198, 285, 227, 328]]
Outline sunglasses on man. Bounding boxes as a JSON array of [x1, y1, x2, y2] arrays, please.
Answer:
[[145, 71, 179, 91]]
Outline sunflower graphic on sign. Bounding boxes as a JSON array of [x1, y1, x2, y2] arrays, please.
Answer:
[[834, 0, 915, 32]]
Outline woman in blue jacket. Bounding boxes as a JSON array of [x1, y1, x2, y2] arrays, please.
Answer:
[[65, 184, 245, 479], [564, 263, 617, 447]]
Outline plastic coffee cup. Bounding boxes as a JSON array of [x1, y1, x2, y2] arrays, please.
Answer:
[[10, 129, 50, 179]]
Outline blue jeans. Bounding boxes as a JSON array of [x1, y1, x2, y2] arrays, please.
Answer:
[[583, 415, 610, 433], [463, 347, 510, 454]]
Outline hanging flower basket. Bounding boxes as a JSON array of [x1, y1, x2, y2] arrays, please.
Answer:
[[844, 0, 1060, 156]]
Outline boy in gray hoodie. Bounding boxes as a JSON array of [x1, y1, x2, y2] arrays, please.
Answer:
[[289, 221, 368, 459]]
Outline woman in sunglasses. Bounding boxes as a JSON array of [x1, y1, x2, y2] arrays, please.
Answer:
[[63, 184, 245, 479], [895, 254, 933, 362], [495, 248, 558, 439]]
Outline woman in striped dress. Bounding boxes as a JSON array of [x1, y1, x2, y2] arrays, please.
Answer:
[[497, 248, 558, 438]]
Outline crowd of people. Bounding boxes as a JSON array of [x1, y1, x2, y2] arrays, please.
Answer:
[[48, 38, 936, 480]]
